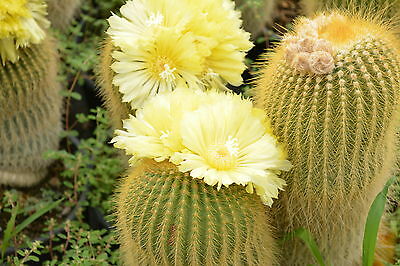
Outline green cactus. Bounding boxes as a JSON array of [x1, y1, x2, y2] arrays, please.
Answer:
[[235, 0, 276, 39], [254, 12, 400, 265], [47, 0, 81, 30], [115, 159, 277, 265], [0, 37, 62, 187]]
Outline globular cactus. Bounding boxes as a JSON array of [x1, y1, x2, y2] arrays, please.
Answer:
[[97, 0, 253, 128], [0, 38, 62, 187], [46, 0, 81, 30], [235, 0, 277, 39], [254, 12, 400, 265], [116, 159, 277, 266], [0, 1, 62, 187], [113, 88, 292, 265]]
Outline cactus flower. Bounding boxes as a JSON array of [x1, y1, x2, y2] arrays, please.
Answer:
[[0, 0, 49, 64]]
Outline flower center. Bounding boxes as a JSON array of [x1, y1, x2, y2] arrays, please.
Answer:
[[159, 64, 176, 82], [145, 12, 164, 27], [160, 130, 170, 140], [208, 136, 239, 170], [149, 56, 177, 82]]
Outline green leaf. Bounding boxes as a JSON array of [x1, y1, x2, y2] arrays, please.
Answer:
[[14, 199, 63, 236], [60, 90, 82, 100], [282, 227, 326, 266], [1, 202, 19, 258], [362, 176, 397, 266]]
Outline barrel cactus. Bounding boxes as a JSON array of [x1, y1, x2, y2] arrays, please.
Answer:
[[97, 0, 253, 128], [235, 0, 277, 39], [46, 0, 81, 30], [113, 88, 292, 265], [0, 0, 62, 186], [254, 12, 400, 265], [116, 159, 277, 265]]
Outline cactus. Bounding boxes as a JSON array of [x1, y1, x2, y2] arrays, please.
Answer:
[[116, 159, 277, 266], [235, 0, 276, 39], [47, 0, 81, 30], [0, 37, 62, 187], [301, 0, 400, 18], [254, 12, 400, 265], [97, 39, 131, 129]]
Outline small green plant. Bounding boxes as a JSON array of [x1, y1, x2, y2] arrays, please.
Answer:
[[1, 108, 124, 264], [1, 198, 62, 262]]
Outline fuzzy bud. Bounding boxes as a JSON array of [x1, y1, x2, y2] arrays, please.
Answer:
[[309, 51, 335, 74], [291, 52, 311, 73]]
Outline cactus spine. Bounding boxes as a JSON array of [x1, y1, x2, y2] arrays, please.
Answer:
[[235, 0, 276, 39], [254, 13, 400, 265], [116, 159, 277, 265], [0, 37, 62, 187], [97, 39, 131, 129], [301, 0, 400, 18], [47, 0, 81, 30]]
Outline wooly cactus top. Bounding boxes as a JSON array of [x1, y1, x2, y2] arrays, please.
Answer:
[[106, 0, 253, 109], [281, 12, 400, 76], [112, 88, 292, 206], [0, 0, 49, 64]]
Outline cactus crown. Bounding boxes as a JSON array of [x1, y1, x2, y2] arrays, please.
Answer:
[[281, 12, 400, 76], [0, 0, 49, 64]]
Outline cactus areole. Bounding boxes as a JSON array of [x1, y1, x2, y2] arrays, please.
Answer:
[[255, 12, 400, 265]]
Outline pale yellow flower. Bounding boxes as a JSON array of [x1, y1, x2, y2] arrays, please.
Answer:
[[111, 29, 204, 109], [106, 0, 252, 109], [176, 95, 292, 206], [111, 87, 208, 164], [0, 0, 49, 64]]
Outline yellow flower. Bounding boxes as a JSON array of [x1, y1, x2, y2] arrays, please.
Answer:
[[187, 0, 253, 86], [111, 87, 209, 164], [106, 0, 252, 109], [176, 95, 292, 206], [111, 29, 204, 109], [112, 88, 291, 206], [0, 0, 49, 64]]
